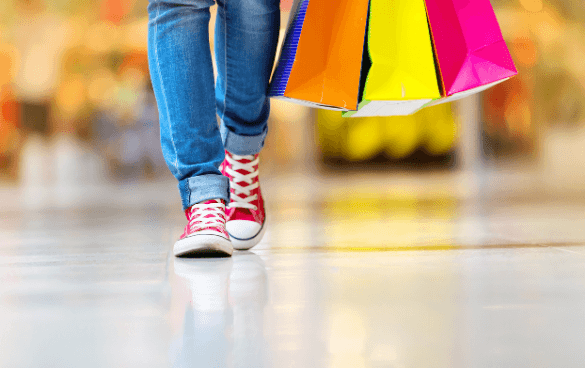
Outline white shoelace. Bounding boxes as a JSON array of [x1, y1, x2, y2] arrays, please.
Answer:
[[225, 153, 259, 211], [188, 200, 226, 231]]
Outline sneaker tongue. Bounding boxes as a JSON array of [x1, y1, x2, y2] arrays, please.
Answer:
[[228, 206, 256, 221], [185, 199, 223, 219]]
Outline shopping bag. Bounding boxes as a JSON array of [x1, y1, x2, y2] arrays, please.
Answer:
[[342, 0, 441, 117], [269, 0, 517, 117], [424, 0, 518, 98], [269, 0, 370, 110]]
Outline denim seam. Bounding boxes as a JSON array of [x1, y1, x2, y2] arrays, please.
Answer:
[[220, 1, 228, 125], [154, 3, 182, 178], [184, 179, 190, 209]]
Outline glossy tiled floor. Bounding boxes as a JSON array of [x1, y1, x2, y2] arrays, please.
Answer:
[[1, 174, 585, 367]]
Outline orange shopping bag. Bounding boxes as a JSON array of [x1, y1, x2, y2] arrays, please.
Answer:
[[269, 0, 370, 110]]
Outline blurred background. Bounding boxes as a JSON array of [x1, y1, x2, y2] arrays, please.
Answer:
[[4, 2, 585, 367], [0, 0, 584, 205]]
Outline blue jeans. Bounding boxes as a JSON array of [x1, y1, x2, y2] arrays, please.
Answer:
[[147, 0, 280, 210]]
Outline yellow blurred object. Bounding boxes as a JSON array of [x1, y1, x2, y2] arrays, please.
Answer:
[[383, 115, 421, 159], [317, 103, 458, 162], [345, 117, 384, 161], [421, 104, 457, 156], [424, 119, 456, 156], [317, 109, 346, 157]]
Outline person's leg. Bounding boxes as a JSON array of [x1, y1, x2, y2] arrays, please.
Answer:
[[148, 0, 229, 210], [214, 0, 280, 153], [215, 0, 280, 250], [148, 0, 232, 256]]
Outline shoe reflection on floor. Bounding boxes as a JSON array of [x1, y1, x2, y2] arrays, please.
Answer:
[[171, 252, 268, 368]]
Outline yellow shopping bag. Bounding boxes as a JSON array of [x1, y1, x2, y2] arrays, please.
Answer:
[[344, 0, 441, 117]]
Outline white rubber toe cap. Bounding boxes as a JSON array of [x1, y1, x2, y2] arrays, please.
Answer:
[[226, 220, 265, 250], [174, 233, 233, 257]]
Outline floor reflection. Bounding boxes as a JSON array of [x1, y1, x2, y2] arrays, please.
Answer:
[[4, 179, 585, 367], [172, 252, 268, 368]]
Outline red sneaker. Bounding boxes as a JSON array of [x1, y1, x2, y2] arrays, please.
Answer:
[[220, 151, 266, 250], [174, 199, 233, 257]]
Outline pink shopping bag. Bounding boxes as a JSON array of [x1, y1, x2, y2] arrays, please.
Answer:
[[424, 0, 517, 97]]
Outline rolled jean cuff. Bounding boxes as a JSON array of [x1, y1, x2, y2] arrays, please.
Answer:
[[179, 174, 230, 210], [220, 121, 267, 156]]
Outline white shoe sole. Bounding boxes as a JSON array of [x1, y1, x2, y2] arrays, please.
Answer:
[[229, 221, 267, 251], [174, 233, 233, 257]]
